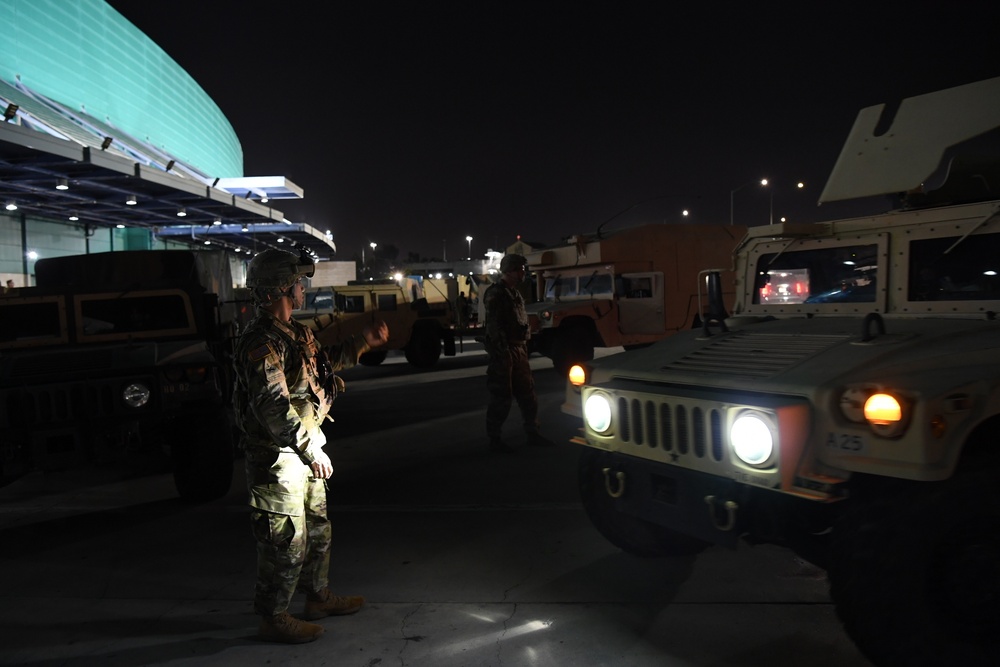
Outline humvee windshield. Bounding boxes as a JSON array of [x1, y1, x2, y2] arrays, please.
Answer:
[[78, 293, 192, 334], [753, 243, 878, 305], [751, 232, 1000, 305], [908, 233, 1000, 300], [0, 291, 194, 348], [0, 298, 63, 344], [544, 272, 614, 301]]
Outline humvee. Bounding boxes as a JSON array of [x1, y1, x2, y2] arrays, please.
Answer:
[[295, 279, 456, 368], [0, 250, 244, 501], [565, 76, 1000, 665], [524, 222, 746, 374]]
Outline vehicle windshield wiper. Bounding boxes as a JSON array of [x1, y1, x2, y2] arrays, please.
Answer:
[[944, 206, 1000, 255], [766, 237, 804, 268]]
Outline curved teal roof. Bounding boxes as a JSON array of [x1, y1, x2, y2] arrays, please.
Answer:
[[0, 0, 243, 179]]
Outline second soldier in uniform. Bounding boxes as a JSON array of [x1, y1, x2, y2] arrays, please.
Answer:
[[482, 253, 552, 451]]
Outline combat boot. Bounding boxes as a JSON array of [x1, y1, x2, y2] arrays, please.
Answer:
[[303, 587, 365, 620], [258, 611, 324, 644]]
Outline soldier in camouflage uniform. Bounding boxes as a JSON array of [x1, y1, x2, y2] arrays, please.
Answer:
[[232, 248, 388, 644], [483, 253, 552, 451]]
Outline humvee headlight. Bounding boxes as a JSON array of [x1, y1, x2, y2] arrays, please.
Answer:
[[584, 393, 612, 433], [122, 382, 151, 408], [568, 364, 587, 386], [540, 309, 553, 321], [730, 411, 775, 466]]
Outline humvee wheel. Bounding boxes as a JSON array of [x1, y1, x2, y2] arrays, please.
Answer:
[[359, 349, 388, 366], [578, 448, 709, 557], [828, 470, 1000, 666], [405, 327, 441, 368], [172, 410, 234, 502]]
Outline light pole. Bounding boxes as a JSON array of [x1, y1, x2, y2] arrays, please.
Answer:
[[368, 242, 377, 277], [466, 235, 473, 260], [762, 178, 771, 225], [730, 178, 767, 226]]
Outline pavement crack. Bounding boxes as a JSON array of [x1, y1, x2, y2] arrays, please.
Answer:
[[397, 602, 423, 665]]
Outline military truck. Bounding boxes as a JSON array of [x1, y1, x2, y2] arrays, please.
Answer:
[[295, 278, 457, 368], [565, 76, 1000, 666], [524, 222, 746, 374], [0, 249, 246, 501]]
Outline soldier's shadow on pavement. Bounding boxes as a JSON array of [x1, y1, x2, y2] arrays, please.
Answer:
[[6, 633, 259, 667], [1, 496, 193, 544]]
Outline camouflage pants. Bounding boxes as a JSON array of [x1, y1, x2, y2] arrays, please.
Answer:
[[245, 446, 332, 617], [486, 343, 539, 439]]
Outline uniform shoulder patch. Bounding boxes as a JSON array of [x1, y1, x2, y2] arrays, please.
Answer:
[[248, 342, 275, 362]]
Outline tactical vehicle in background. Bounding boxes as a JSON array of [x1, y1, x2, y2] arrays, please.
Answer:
[[0, 249, 247, 501], [295, 278, 457, 368], [524, 222, 746, 374], [565, 76, 1000, 666]]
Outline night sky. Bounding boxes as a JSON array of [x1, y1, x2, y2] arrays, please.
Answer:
[[106, 1, 1000, 264]]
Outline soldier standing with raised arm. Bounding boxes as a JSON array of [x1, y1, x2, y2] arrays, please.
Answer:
[[232, 248, 388, 644]]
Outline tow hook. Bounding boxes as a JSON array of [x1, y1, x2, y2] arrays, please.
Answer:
[[704, 495, 739, 531], [601, 467, 625, 498]]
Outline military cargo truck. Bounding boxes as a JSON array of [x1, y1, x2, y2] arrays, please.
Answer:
[[0, 249, 246, 501], [565, 76, 1000, 666], [524, 222, 746, 374], [295, 278, 457, 368]]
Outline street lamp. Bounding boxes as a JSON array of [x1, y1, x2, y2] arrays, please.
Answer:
[[768, 180, 805, 225], [730, 178, 767, 226], [466, 235, 473, 260]]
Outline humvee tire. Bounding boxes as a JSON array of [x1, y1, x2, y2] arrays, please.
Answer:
[[359, 349, 388, 366], [405, 326, 441, 368], [828, 470, 1000, 666]]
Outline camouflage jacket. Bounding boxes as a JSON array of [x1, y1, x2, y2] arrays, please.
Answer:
[[232, 310, 366, 463], [483, 281, 530, 353]]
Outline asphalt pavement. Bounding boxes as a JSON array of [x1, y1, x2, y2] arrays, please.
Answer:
[[0, 343, 873, 667]]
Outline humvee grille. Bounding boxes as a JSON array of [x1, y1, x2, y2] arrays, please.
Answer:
[[617, 396, 725, 462], [4, 381, 121, 427]]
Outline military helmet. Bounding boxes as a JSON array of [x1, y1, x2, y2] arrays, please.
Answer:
[[247, 248, 315, 291], [499, 253, 528, 273]]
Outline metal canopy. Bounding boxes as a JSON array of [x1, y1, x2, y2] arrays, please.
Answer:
[[0, 80, 336, 260]]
